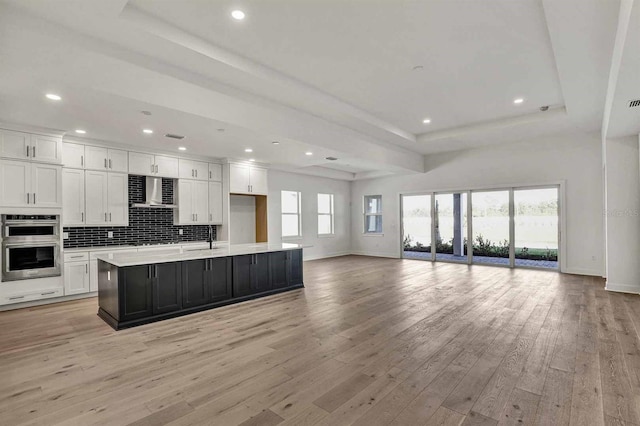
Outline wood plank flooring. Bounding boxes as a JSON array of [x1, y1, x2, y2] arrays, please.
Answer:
[[0, 255, 639, 425]]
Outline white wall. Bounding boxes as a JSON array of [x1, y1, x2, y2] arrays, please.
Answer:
[[229, 195, 256, 244], [267, 170, 351, 260], [604, 135, 640, 293], [351, 132, 604, 276]]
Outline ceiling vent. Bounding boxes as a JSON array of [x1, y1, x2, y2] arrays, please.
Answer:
[[629, 99, 640, 108], [165, 133, 185, 140], [325, 156, 338, 161]]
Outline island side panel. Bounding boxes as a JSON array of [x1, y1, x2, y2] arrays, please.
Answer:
[[98, 259, 119, 321]]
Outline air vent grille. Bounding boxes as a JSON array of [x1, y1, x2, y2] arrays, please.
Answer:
[[325, 156, 338, 161], [629, 99, 640, 108], [165, 133, 185, 140]]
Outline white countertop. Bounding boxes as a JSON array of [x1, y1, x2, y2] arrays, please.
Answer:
[[95, 243, 307, 267], [64, 241, 229, 253]]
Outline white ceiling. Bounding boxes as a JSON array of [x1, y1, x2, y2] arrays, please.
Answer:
[[0, 0, 630, 180]]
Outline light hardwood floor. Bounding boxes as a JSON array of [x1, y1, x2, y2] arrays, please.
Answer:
[[1, 255, 639, 426]]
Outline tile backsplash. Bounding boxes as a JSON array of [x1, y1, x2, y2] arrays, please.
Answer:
[[63, 175, 215, 248]]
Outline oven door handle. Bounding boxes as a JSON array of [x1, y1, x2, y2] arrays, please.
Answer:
[[2, 241, 59, 248]]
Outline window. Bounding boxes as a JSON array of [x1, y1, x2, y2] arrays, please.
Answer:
[[318, 193, 334, 235], [281, 190, 301, 238], [364, 195, 382, 234]]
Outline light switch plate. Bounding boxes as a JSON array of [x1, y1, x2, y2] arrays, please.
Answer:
[[63, 232, 69, 240], [179, 229, 184, 235], [107, 231, 114, 238]]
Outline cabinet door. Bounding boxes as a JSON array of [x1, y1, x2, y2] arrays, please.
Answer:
[[62, 168, 85, 226], [0, 159, 30, 207], [0, 129, 30, 160], [270, 251, 289, 289], [208, 181, 223, 224], [107, 173, 128, 226], [31, 134, 62, 164], [249, 167, 268, 195], [128, 152, 155, 176], [178, 159, 195, 179], [289, 249, 303, 286], [193, 180, 209, 223], [154, 155, 179, 178], [120, 265, 153, 321], [182, 259, 209, 308], [193, 161, 208, 181], [208, 163, 222, 182], [177, 180, 194, 224], [85, 170, 108, 225], [107, 149, 128, 173], [62, 142, 85, 168], [253, 253, 271, 293], [32, 164, 62, 207], [229, 164, 250, 194], [84, 145, 108, 170], [64, 262, 89, 295], [232, 255, 253, 297], [152, 263, 182, 314], [209, 257, 232, 302]]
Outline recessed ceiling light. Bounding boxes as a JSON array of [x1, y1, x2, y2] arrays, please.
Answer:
[[305, 152, 313, 156], [178, 147, 187, 151], [272, 141, 280, 145], [244, 148, 253, 153], [143, 129, 153, 134], [75, 129, 86, 134], [249, 158, 255, 162], [45, 93, 61, 101], [513, 98, 524, 104], [231, 10, 245, 20], [422, 118, 431, 124]]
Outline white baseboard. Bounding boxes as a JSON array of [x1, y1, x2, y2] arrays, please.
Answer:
[[303, 251, 352, 261], [562, 267, 604, 277], [349, 251, 399, 259], [605, 282, 640, 294], [0, 292, 97, 311]]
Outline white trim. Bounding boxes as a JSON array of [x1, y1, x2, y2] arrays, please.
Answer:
[[303, 251, 351, 261], [564, 267, 605, 277], [350, 250, 397, 258], [317, 234, 335, 238], [362, 233, 384, 237], [605, 282, 640, 294]]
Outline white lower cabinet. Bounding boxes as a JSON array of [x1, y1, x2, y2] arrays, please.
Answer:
[[64, 260, 90, 295]]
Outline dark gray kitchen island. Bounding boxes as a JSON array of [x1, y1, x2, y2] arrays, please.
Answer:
[[96, 243, 304, 329]]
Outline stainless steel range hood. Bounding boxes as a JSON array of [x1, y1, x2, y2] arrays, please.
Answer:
[[130, 176, 177, 209]]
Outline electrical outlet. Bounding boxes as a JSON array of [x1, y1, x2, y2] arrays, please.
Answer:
[[107, 231, 114, 239], [179, 229, 183, 235], [63, 232, 69, 240]]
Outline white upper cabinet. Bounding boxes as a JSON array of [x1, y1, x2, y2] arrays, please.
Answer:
[[62, 168, 85, 226], [229, 163, 268, 195], [209, 163, 222, 181], [84, 170, 128, 226], [84, 146, 128, 172], [0, 159, 61, 208], [129, 152, 178, 178], [175, 180, 208, 225], [0, 129, 62, 164], [62, 142, 85, 169], [179, 159, 208, 180], [208, 181, 223, 224]]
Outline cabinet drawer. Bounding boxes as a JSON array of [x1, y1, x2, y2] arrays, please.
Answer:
[[0, 287, 63, 305], [64, 252, 89, 262]]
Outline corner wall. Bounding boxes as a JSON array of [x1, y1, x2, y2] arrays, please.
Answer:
[[267, 170, 352, 260], [350, 131, 604, 276], [604, 135, 640, 293]]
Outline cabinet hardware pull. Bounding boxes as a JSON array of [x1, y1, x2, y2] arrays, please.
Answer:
[[195, 169, 198, 178], [104, 213, 107, 222], [209, 171, 212, 179], [148, 265, 152, 278], [33, 193, 36, 204], [109, 212, 112, 222], [81, 212, 84, 222], [104, 158, 107, 169], [85, 264, 88, 274], [155, 165, 158, 173], [150, 164, 154, 173], [26, 145, 29, 157], [109, 159, 112, 169], [81, 155, 84, 166], [32, 146, 35, 157], [192, 169, 194, 177], [26, 193, 29, 204], [70, 255, 83, 258], [209, 213, 212, 221], [9, 295, 25, 300], [195, 213, 197, 221], [41, 291, 55, 296]]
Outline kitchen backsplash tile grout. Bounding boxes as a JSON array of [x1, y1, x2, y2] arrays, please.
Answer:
[[63, 175, 216, 248]]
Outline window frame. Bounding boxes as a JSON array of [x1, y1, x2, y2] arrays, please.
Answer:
[[363, 195, 383, 235], [281, 190, 302, 239], [317, 193, 335, 236]]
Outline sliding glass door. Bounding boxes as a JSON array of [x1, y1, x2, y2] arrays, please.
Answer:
[[514, 187, 559, 269], [401, 194, 432, 260], [400, 185, 560, 270]]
